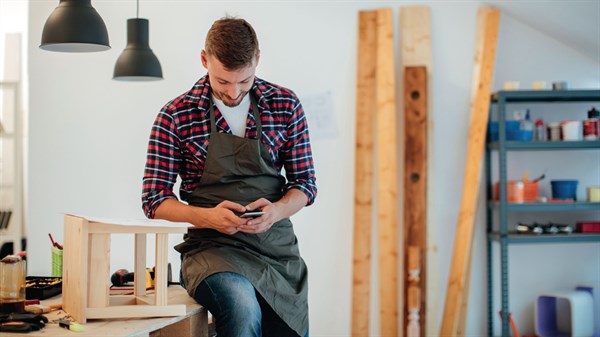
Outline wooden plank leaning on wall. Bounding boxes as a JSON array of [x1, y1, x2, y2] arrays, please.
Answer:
[[375, 8, 399, 337], [400, 6, 432, 337], [439, 7, 500, 337], [351, 8, 398, 337], [351, 9, 377, 337], [403, 66, 428, 337]]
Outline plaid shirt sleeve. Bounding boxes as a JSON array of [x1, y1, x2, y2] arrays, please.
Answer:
[[281, 98, 317, 205], [141, 106, 182, 218]]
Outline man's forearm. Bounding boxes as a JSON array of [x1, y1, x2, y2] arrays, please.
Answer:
[[154, 198, 203, 224], [272, 189, 309, 222]]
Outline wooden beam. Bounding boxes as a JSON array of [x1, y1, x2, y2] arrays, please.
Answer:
[[376, 8, 399, 337], [351, 10, 377, 337], [439, 7, 500, 336], [399, 7, 432, 335], [403, 66, 428, 337]]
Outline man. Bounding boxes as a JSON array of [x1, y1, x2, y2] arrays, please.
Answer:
[[142, 17, 316, 337]]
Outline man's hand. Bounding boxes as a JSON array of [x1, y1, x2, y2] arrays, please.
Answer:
[[236, 198, 279, 234], [191, 200, 249, 235]]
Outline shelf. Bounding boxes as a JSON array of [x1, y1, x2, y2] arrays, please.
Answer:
[[489, 232, 600, 244], [490, 201, 600, 212], [491, 89, 600, 103], [488, 140, 600, 151], [486, 88, 600, 337]]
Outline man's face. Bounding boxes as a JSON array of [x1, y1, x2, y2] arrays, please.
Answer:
[[202, 51, 258, 107]]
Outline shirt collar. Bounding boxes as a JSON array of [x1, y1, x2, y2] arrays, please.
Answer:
[[183, 74, 265, 110]]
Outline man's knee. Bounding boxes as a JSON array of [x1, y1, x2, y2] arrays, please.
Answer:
[[196, 272, 262, 333]]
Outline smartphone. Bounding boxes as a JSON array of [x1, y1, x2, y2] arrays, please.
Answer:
[[240, 211, 265, 218]]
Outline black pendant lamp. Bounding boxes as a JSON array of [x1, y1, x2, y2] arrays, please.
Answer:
[[40, 0, 110, 52], [113, 0, 163, 81]]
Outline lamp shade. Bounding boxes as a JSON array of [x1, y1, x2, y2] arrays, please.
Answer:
[[40, 0, 110, 52], [113, 18, 163, 81]]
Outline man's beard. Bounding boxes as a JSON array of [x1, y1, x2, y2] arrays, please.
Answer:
[[214, 90, 249, 107]]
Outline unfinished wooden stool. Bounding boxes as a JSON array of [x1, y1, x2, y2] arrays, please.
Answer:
[[62, 214, 190, 323]]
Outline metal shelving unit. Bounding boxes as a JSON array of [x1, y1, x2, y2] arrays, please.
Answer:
[[485, 89, 600, 337]]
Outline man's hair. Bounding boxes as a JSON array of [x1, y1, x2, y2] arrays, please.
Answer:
[[205, 16, 259, 70]]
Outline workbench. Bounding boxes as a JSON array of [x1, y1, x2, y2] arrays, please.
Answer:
[[3, 286, 208, 337]]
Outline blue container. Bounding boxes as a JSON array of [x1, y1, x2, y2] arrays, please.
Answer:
[[551, 180, 578, 200], [489, 121, 521, 141]]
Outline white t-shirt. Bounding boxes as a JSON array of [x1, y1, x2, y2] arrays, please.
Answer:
[[212, 94, 251, 138]]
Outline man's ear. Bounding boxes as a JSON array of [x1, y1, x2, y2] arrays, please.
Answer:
[[201, 50, 208, 69], [255, 50, 261, 67]]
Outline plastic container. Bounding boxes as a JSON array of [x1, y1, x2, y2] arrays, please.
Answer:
[[535, 291, 594, 337], [519, 109, 534, 141], [551, 180, 578, 200], [534, 119, 546, 141], [0, 255, 26, 313], [547, 122, 561, 141], [494, 181, 539, 203], [489, 120, 521, 141], [588, 186, 600, 202], [561, 120, 583, 141], [51, 246, 63, 277], [25, 276, 62, 300]]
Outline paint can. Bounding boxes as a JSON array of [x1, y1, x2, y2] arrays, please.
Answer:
[[547, 122, 561, 141], [584, 107, 599, 140], [561, 120, 582, 141], [588, 186, 600, 202]]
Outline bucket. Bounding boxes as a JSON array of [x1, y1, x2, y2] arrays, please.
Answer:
[[551, 180, 578, 200], [494, 181, 539, 203]]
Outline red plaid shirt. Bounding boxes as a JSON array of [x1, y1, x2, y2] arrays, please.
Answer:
[[142, 75, 317, 218]]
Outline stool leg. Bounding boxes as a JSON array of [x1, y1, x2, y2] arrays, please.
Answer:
[[63, 215, 89, 323], [88, 233, 111, 308], [135, 234, 147, 297], [155, 233, 168, 306]]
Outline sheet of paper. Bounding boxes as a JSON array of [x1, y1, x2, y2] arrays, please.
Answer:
[[301, 91, 338, 141]]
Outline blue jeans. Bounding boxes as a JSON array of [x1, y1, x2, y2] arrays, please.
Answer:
[[185, 271, 307, 337]]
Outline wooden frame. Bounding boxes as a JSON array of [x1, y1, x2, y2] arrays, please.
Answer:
[[63, 214, 189, 323]]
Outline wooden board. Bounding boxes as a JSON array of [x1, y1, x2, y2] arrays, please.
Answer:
[[376, 8, 399, 337], [351, 10, 377, 337], [63, 215, 89, 323], [439, 7, 500, 336], [399, 7, 433, 336], [403, 66, 428, 337]]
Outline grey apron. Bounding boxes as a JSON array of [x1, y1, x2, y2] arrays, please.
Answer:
[[174, 92, 308, 336]]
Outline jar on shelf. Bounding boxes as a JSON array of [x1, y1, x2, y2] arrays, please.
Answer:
[[583, 107, 599, 140]]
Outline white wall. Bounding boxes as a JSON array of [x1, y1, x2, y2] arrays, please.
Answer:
[[26, 1, 599, 336]]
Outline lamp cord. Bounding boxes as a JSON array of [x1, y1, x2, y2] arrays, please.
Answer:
[[136, 0, 139, 18]]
